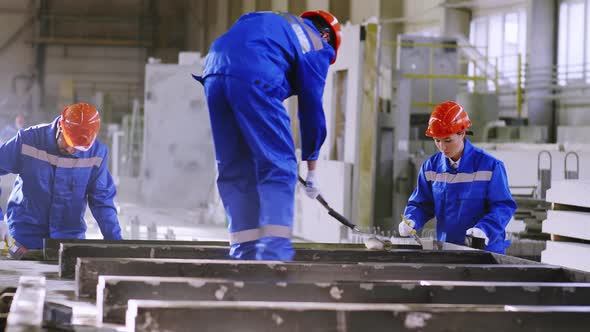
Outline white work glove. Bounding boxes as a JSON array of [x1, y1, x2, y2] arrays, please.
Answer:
[[466, 227, 489, 245], [0, 220, 10, 245], [398, 218, 416, 237], [303, 170, 320, 199]]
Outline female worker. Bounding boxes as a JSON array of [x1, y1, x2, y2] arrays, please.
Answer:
[[399, 101, 517, 254]]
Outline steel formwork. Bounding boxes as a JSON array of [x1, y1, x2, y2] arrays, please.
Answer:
[[3, 238, 587, 331], [58, 243, 494, 278]]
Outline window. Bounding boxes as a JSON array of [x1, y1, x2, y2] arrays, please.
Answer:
[[503, 13, 519, 77], [558, 0, 587, 84], [558, 1, 568, 84], [468, 9, 527, 88]]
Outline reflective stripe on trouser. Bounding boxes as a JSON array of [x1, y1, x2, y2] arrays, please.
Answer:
[[203, 75, 297, 261], [229, 224, 292, 244]]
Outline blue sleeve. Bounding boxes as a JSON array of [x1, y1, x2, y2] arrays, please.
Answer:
[[87, 152, 122, 240], [295, 50, 331, 160], [475, 160, 517, 244], [0, 131, 22, 175], [0, 131, 24, 220], [404, 162, 435, 230]]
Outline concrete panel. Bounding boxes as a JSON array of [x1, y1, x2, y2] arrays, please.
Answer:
[[76, 258, 570, 298], [356, 23, 379, 230], [140, 60, 218, 210], [546, 181, 590, 208], [125, 300, 590, 332], [99, 276, 590, 324], [542, 241, 590, 272], [326, 23, 362, 164], [543, 210, 590, 241]]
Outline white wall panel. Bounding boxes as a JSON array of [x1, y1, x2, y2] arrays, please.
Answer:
[[141, 59, 217, 210]]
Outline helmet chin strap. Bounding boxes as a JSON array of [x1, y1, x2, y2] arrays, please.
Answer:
[[55, 123, 62, 140]]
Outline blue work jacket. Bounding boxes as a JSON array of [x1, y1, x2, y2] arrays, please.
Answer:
[[0, 117, 122, 249], [405, 139, 517, 253], [201, 11, 334, 160]]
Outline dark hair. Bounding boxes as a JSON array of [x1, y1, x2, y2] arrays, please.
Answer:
[[307, 15, 336, 50], [457, 130, 474, 136]]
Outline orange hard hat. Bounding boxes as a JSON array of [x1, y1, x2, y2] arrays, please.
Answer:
[[425, 101, 472, 137], [59, 102, 101, 151], [301, 10, 342, 64]]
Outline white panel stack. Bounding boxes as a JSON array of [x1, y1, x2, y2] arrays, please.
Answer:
[[542, 180, 590, 272], [545, 180, 590, 208], [542, 242, 590, 272], [543, 211, 590, 241]]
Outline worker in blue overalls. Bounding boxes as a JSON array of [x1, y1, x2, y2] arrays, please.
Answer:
[[194, 10, 342, 260], [0, 103, 122, 249], [399, 101, 517, 254]]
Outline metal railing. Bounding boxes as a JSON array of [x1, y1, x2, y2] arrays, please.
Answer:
[[382, 37, 521, 113]]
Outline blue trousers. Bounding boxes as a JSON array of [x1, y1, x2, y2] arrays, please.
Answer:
[[203, 75, 296, 261]]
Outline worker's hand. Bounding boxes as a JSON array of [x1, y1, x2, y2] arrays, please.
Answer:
[[0, 220, 10, 245], [466, 227, 489, 245], [303, 170, 320, 199], [398, 218, 416, 237]]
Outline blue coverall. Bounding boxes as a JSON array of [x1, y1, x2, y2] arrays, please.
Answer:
[[404, 139, 517, 254], [196, 12, 334, 260], [0, 117, 122, 249]]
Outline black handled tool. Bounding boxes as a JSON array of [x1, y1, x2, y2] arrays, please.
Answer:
[[298, 176, 359, 231], [299, 176, 426, 250], [299, 176, 398, 249]]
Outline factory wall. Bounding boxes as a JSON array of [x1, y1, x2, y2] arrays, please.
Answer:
[[0, 1, 35, 126]]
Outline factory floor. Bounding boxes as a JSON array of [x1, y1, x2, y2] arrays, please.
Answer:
[[84, 201, 229, 242]]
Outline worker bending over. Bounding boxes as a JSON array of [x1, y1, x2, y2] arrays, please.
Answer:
[[0, 103, 122, 249], [399, 101, 517, 254], [195, 10, 342, 260]]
